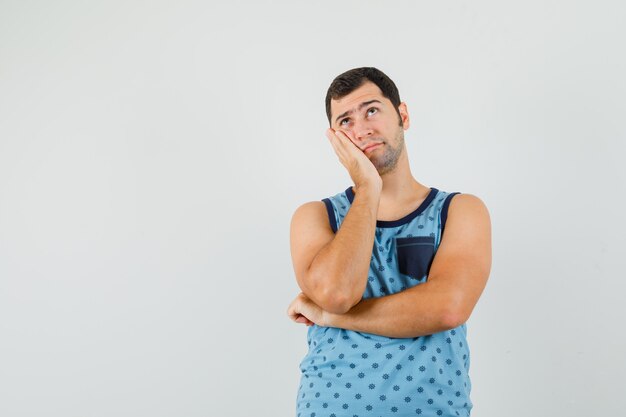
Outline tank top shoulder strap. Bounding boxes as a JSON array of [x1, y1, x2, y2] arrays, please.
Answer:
[[321, 186, 353, 233], [440, 191, 462, 237], [322, 186, 462, 236]]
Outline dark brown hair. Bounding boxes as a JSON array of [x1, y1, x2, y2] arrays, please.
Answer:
[[325, 67, 402, 126]]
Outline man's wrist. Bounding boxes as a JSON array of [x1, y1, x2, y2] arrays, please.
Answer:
[[322, 310, 341, 328]]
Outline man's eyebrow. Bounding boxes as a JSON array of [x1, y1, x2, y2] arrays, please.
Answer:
[[334, 99, 382, 124]]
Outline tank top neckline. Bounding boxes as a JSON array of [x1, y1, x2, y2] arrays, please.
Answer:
[[344, 185, 439, 228]]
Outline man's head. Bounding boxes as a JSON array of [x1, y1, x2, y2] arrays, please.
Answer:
[[325, 67, 403, 126], [325, 67, 410, 176]]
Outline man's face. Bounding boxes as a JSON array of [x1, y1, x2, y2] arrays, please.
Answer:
[[329, 81, 409, 175]]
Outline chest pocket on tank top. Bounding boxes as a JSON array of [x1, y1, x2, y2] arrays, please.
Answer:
[[395, 236, 435, 281]]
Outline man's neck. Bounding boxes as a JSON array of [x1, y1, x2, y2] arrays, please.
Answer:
[[378, 157, 428, 204]]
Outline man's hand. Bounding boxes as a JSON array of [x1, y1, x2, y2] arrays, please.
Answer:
[[325, 128, 382, 192], [287, 292, 328, 327]]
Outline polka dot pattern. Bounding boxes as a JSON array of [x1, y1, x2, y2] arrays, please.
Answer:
[[296, 187, 472, 416]]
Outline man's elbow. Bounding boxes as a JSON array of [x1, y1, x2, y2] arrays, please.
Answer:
[[439, 294, 471, 329], [299, 282, 353, 314], [306, 269, 358, 314], [318, 289, 356, 315], [439, 309, 466, 330]]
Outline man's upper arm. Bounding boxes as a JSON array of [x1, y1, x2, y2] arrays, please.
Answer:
[[289, 201, 336, 303], [426, 193, 492, 326]]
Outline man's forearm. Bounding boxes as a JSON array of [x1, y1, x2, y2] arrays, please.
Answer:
[[323, 280, 461, 338], [308, 185, 380, 311]]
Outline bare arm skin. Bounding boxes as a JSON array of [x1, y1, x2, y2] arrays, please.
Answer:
[[319, 194, 492, 338], [290, 184, 380, 315], [289, 128, 382, 315]]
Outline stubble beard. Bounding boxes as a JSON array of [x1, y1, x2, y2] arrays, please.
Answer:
[[371, 129, 405, 176]]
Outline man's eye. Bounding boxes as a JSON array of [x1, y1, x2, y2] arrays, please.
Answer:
[[367, 107, 378, 116], [340, 119, 349, 126]]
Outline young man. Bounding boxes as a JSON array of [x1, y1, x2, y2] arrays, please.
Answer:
[[287, 67, 491, 416]]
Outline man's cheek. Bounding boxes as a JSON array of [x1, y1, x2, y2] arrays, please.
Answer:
[[338, 129, 357, 144]]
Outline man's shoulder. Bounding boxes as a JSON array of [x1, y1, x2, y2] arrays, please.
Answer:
[[291, 188, 350, 234], [291, 200, 330, 228], [293, 200, 326, 216], [443, 193, 491, 239], [447, 193, 489, 214], [293, 186, 351, 214]]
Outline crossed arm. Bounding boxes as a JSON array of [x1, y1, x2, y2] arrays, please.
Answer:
[[288, 193, 492, 339]]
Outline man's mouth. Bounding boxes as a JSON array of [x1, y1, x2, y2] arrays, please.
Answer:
[[363, 142, 383, 153]]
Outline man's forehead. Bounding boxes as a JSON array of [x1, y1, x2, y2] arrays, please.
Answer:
[[330, 82, 389, 120]]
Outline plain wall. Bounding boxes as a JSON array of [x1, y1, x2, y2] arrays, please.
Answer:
[[1, 1, 624, 416]]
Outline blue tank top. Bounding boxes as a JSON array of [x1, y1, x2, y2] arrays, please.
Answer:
[[296, 186, 472, 417]]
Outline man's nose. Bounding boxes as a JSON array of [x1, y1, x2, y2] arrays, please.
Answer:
[[353, 120, 374, 141]]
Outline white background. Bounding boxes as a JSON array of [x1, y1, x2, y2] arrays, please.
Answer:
[[1, 1, 625, 416]]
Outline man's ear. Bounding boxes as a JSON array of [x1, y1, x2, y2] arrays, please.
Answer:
[[398, 102, 410, 129]]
